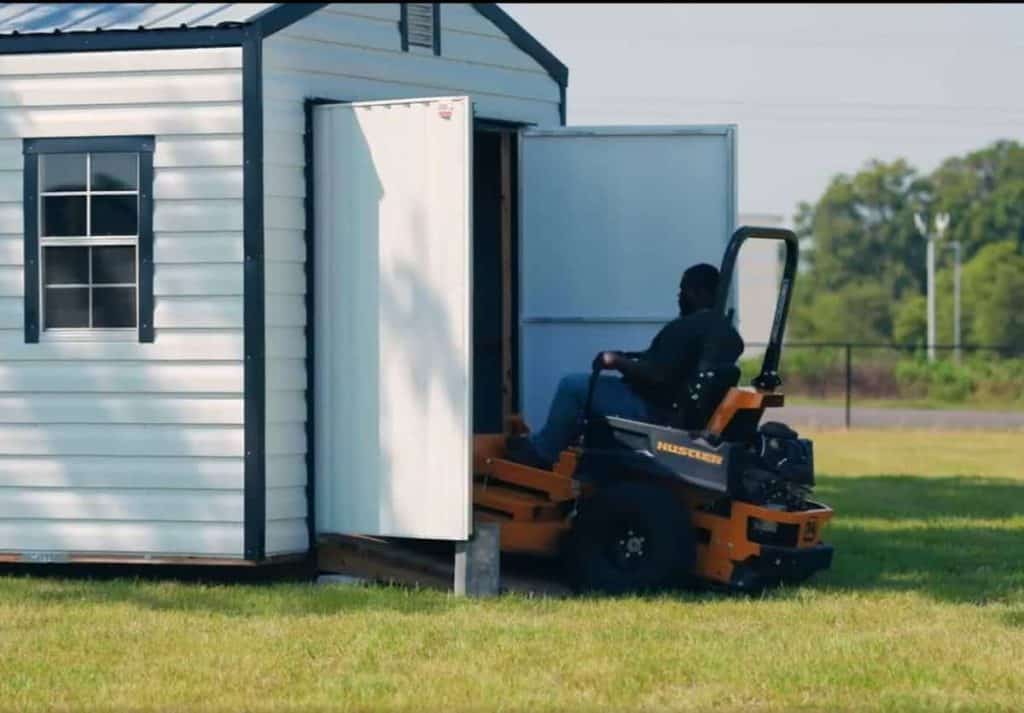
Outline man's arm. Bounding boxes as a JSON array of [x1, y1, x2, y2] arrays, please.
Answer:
[[597, 351, 671, 388]]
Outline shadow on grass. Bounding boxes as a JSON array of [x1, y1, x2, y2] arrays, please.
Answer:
[[0, 557, 459, 618], [808, 474, 1024, 603]]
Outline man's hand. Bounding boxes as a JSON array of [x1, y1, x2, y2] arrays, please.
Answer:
[[593, 350, 625, 371]]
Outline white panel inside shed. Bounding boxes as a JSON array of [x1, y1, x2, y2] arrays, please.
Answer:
[[313, 97, 473, 541], [518, 127, 737, 428]]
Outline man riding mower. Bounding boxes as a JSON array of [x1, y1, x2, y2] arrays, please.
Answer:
[[473, 226, 834, 594]]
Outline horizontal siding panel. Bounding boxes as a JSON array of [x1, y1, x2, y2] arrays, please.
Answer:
[[266, 229, 305, 262], [154, 263, 243, 297], [265, 196, 305, 231], [155, 233, 243, 263], [264, 131, 306, 168], [0, 72, 242, 108], [0, 455, 243, 490], [154, 167, 244, 200], [265, 518, 308, 556], [264, 165, 306, 198], [266, 328, 305, 359], [0, 395, 243, 425], [266, 295, 305, 328], [0, 328, 242, 361], [325, 3, 399, 22], [0, 296, 19, 328], [154, 200, 243, 233], [0, 521, 243, 557], [274, 16, 545, 74], [0, 204, 22, 234], [0, 489, 243, 523], [265, 38, 559, 103], [0, 424, 243, 457], [266, 389, 306, 424], [0, 104, 242, 139], [0, 171, 20, 202], [0, 140, 22, 168], [0, 363, 243, 394], [266, 456, 307, 489], [266, 261, 306, 295], [0, 236, 22, 265], [266, 488, 307, 521], [267, 423, 306, 456], [440, 4, 508, 38], [267, 360, 306, 392], [0, 48, 243, 76], [154, 135, 244, 169], [155, 296, 243, 329], [0, 265, 20, 296], [264, 68, 560, 127]]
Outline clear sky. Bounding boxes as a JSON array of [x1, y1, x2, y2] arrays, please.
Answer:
[[501, 3, 1024, 224]]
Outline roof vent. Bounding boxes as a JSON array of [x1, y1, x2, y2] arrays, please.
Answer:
[[405, 3, 435, 49]]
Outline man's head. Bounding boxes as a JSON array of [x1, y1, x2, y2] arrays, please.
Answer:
[[678, 263, 719, 315]]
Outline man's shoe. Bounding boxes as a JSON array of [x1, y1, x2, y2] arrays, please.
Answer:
[[504, 436, 554, 471]]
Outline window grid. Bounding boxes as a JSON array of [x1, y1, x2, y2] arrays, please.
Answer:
[[38, 152, 140, 331]]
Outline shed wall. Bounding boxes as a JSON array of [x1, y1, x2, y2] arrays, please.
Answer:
[[261, 3, 562, 552], [0, 47, 247, 558]]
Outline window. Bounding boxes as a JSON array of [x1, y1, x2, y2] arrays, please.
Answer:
[[23, 136, 154, 343], [401, 3, 440, 55]]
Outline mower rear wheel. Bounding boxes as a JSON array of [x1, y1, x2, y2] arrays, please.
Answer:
[[566, 482, 695, 595]]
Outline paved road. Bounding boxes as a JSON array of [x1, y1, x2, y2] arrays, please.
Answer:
[[777, 405, 1024, 430]]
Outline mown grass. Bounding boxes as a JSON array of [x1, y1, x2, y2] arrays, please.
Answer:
[[1, 430, 1023, 712]]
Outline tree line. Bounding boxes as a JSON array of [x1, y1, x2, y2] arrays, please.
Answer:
[[789, 139, 1024, 352]]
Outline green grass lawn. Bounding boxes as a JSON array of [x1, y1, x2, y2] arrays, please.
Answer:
[[786, 395, 1024, 412], [2, 430, 1024, 712]]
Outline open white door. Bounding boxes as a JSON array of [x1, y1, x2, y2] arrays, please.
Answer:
[[314, 97, 473, 540], [519, 126, 736, 428]]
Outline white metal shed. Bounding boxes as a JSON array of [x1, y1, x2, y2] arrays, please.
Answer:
[[0, 3, 737, 565]]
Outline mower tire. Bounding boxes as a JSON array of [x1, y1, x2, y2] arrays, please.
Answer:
[[566, 482, 695, 595]]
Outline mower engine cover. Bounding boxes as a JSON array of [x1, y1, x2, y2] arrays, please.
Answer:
[[756, 422, 814, 486]]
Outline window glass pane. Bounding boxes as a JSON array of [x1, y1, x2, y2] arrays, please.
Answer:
[[42, 196, 87, 237], [93, 287, 136, 328], [45, 287, 89, 328], [44, 246, 89, 285], [92, 245, 136, 284], [91, 153, 138, 191], [40, 153, 87, 192], [90, 195, 137, 236]]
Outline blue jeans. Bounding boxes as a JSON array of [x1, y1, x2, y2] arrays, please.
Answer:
[[529, 373, 652, 463]]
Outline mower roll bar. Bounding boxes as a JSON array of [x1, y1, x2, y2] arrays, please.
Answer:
[[714, 226, 799, 392]]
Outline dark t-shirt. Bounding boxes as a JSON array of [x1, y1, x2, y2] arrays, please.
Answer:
[[623, 309, 744, 407]]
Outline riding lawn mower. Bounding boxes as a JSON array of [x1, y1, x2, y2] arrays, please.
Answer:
[[472, 226, 834, 594]]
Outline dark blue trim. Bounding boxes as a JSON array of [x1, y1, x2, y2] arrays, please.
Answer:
[[242, 30, 266, 562], [0, 26, 245, 55], [24, 135, 154, 155], [559, 84, 567, 126], [433, 3, 442, 56], [21, 135, 154, 344], [472, 4, 569, 88], [138, 149, 155, 343], [399, 4, 409, 52], [22, 153, 38, 344]]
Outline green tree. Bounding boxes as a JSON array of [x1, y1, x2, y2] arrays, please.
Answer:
[[961, 241, 1024, 350]]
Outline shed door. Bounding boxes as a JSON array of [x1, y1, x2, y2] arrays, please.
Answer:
[[314, 97, 473, 540], [518, 127, 736, 427]]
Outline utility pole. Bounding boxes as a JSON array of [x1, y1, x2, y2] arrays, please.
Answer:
[[914, 212, 950, 363], [948, 239, 962, 364], [914, 212, 936, 362]]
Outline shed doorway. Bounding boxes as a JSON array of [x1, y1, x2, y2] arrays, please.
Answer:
[[472, 125, 518, 435]]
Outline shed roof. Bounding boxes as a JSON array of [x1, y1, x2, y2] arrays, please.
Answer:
[[0, 3, 277, 34], [0, 3, 567, 87]]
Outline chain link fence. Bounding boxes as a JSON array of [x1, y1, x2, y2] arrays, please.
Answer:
[[741, 342, 1024, 429]]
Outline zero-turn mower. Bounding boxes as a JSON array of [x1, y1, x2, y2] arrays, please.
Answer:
[[473, 226, 834, 594]]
